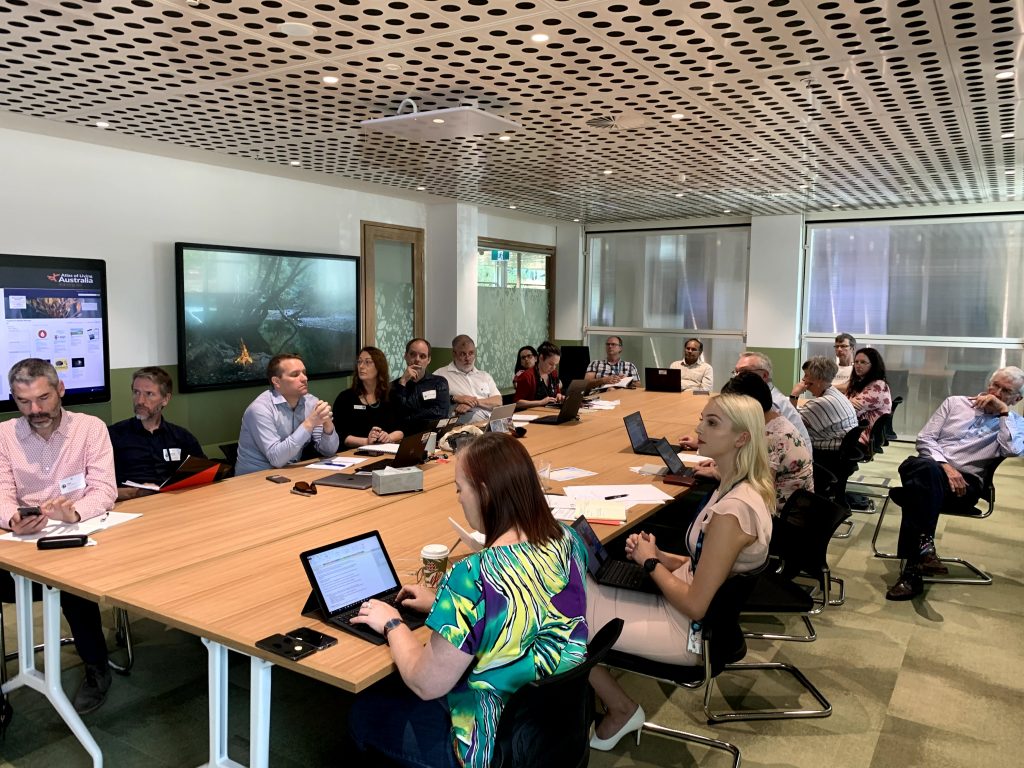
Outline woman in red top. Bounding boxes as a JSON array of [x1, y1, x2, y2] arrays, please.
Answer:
[[513, 341, 563, 409]]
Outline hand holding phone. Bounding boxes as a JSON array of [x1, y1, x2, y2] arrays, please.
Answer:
[[17, 506, 41, 518]]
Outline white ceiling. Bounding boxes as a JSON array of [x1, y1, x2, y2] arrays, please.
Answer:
[[2, 0, 1021, 223]]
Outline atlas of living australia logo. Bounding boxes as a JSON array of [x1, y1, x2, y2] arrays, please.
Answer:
[[46, 272, 95, 285]]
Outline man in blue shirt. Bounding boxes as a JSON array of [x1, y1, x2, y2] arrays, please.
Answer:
[[886, 366, 1024, 600], [109, 367, 205, 499], [235, 354, 339, 475]]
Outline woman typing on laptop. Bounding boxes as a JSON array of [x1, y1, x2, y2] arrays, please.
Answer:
[[348, 432, 589, 768], [586, 394, 775, 751]]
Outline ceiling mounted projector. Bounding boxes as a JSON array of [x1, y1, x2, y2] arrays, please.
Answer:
[[360, 99, 521, 141]]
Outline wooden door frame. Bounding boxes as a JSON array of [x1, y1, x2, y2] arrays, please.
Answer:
[[361, 221, 425, 346]]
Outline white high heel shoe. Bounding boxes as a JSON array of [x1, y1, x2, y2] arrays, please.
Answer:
[[589, 704, 645, 751]]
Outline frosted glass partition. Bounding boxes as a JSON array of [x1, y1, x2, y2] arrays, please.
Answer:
[[803, 214, 1024, 438], [587, 227, 749, 331], [374, 239, 415, 379], [478, 287, 549, 390]]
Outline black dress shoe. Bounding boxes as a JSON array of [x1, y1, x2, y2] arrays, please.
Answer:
[[886, 572, 923, 601], [918, 550, 949, 576], [73, 663, 112, 714]]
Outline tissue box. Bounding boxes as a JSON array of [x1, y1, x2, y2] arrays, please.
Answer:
[[372, 466, 424, 495]]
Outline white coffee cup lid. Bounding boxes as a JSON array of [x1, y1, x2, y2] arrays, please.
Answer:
[[421, 543, 450, 558]]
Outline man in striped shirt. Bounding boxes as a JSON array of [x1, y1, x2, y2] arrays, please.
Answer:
[[886, 366, 1024, 601], [0, 358, 117, 713]]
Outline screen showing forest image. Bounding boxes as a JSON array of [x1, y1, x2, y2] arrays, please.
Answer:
[[175, 244, 359, 392]]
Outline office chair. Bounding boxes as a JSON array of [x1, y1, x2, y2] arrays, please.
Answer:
[[557, 346, 591, 392], [871, 458, 1004, 585], [845, 413, 896, 514], [605, 565, 830, 738], [489, 618, 623, 768]]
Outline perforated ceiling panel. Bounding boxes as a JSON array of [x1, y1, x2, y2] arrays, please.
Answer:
[[1, 0, 1020, 223]]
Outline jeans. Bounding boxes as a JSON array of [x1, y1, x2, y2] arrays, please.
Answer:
[[0, 569, 109, 666], [895, 456, 982, 560], [349, 675, 460, 768]]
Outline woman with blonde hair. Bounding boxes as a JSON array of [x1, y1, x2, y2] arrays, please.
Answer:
[[587, 393, 775, 750]]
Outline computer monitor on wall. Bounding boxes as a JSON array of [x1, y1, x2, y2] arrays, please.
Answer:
[[0, 254, 111, 412]]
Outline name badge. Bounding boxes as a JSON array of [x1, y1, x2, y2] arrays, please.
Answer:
[[59, 472, 86, 495], [354, 404, 366, 410], [421, 389, 437, 401], [163, 448, 182, 462]]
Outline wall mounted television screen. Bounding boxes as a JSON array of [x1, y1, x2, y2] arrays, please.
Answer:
[[175, 243, 360, 393], [0, 254, 111, 412]]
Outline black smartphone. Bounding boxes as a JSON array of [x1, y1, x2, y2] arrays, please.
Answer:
[[266, 475, 290, 484], [255, 633, 318, 661], [286, 627, 338, 650], [354, 449, 384, 457], [17, 506, 41, 518]]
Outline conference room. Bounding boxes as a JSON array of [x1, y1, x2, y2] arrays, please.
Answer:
[[1, 0, 1023, 766]]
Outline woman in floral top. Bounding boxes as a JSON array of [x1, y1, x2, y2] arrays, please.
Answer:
[[846, 347, 892, 446]]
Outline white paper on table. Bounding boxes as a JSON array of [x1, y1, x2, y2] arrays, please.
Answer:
[[549, 467, 597, 482], [307, 456, 369, 470], [564, 484, 674, 504], [585, 399, 619, 410], [364, 443, 401, 455], [631, 465, 667, 476], [677, 452, 712, 464], [544, 494, 575, 510], [512, 414, 542, 422], [123, 480, 160, 490], [0, 510, 142, 543]]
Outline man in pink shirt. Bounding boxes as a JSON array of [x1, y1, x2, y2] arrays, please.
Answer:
[[0, 358, 117, 714]]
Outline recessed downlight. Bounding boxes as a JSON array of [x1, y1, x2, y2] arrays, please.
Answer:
[[1006, 169, 1016, 175], [509, 205, 517, 209], [289, 160, 301, 167], [674, 193, 684, 198], [723, 209, 731, 214], [432, 118, 445, 124], [322, 76, 339, 85], [602, 170, 613, 176], [498, 134, 511, 141], [995, 70, 1015, 81], [1001, 132, 1015, 139], [95, 120, 110, 128], [530, 33, 550, 43], [278, 22, 313, 36], [416, 186, 426, 191], [573, 218, 580, 222], [671, 113, 684, 120]]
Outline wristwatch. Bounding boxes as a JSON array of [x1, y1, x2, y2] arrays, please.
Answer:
[[643, 558, 659, 574], [383, 618, 405, 641]]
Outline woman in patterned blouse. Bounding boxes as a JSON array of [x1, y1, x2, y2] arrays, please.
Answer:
[[349, 432, 589, 768], [846, 347, 893, 446]]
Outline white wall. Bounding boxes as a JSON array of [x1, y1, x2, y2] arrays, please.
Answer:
[[1, 127, 430, 369]]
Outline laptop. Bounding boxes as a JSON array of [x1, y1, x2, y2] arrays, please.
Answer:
[[532, 380, 588, 425], [571, 517, 658, 593], [487, 403, 516, 433], [315, 473, 373, 490], [652, 438, 697, 486], [645, 367, 682, 393], [299, 531, 427, 646], [357, 432, 429, 473], [623, 411, 681, 455], [123, 455, 232, 493]]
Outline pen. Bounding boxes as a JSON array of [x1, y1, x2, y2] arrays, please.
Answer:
[[604, 494, 627, 500]]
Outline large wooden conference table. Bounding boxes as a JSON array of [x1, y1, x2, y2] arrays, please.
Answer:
[[0, 388, 708, 768]]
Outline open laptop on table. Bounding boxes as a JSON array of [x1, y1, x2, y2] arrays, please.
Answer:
[[357, 432, 430, 473], [645, 367, 682, 393], [299, 531, 427, 646], [532, 380, 587, 425], [653, 438, 697, 486], [571, 517, 658, 593], [487, 402, 516, 433], [623, 411, 681, 455]]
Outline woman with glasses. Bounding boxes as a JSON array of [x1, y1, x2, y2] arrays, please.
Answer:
[[512, 345, 538, 386], [333, 346, 405, 447], [513, 341, 563, 408], [846, 347, 892, 446]]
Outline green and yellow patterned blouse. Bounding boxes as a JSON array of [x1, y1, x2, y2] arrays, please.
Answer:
[[425, 523, 589, 768]]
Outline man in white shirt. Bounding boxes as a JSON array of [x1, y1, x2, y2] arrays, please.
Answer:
[[669, 338, 713, 391], [832, 333, 856, 393], [733, 351, 812, 447], [435, 335, 502, 424]]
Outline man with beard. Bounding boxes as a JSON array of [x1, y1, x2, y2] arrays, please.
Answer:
[[108, 366, 205, 500], [436, 335, 502, 424], [0, 358, 117, 713]]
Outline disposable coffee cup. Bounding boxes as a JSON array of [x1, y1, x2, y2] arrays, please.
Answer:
[[418, 544, 450, 588]]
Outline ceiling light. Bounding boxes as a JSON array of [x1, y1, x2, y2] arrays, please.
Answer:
[[322, 75, 339, 85], [416, 186, 426, 191], [798, 184, 808, 189], [602, 170, 613, 176], [289, 160, 300, 167], [95, 120, 110, 128], [671, 113, 684, 120], [530, 33, 550, 43], [1006, 169, 1016, 175], [361, 100, 521, 141], [674, 193, 684, 198], [573, 218, 580, 222], [498, 134, 511, 141], [995, 71, 1015, 80], [723, 209, 731, 214], [384, 63, 401, 72], [509, 205, 517, 209], [278, 22, 314, 36], [832, 203, 841, 207], [1001, 132, 1015, 139]]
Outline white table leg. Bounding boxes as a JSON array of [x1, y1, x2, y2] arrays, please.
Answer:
[[200, 638, 272, 768], [1, 576, 102, 767]]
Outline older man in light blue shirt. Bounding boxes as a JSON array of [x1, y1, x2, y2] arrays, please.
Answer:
[[733, 352, 812, 447], [235, 354, 339, 475]]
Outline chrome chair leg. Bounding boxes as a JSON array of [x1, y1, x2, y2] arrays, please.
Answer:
[[107, 608, 135, 675], [641, 722, 742, 768], [704, 661, 831, 722], [832, 519, 854, 539]]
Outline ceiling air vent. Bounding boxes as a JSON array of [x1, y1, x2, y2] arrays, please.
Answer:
[[585, 112, 649, 130]]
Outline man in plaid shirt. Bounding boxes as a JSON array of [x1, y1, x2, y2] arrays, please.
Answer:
[[584, 336, 639, 387]]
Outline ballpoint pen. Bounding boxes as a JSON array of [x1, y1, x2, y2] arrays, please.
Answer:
[[604, 494, 628, 500]]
